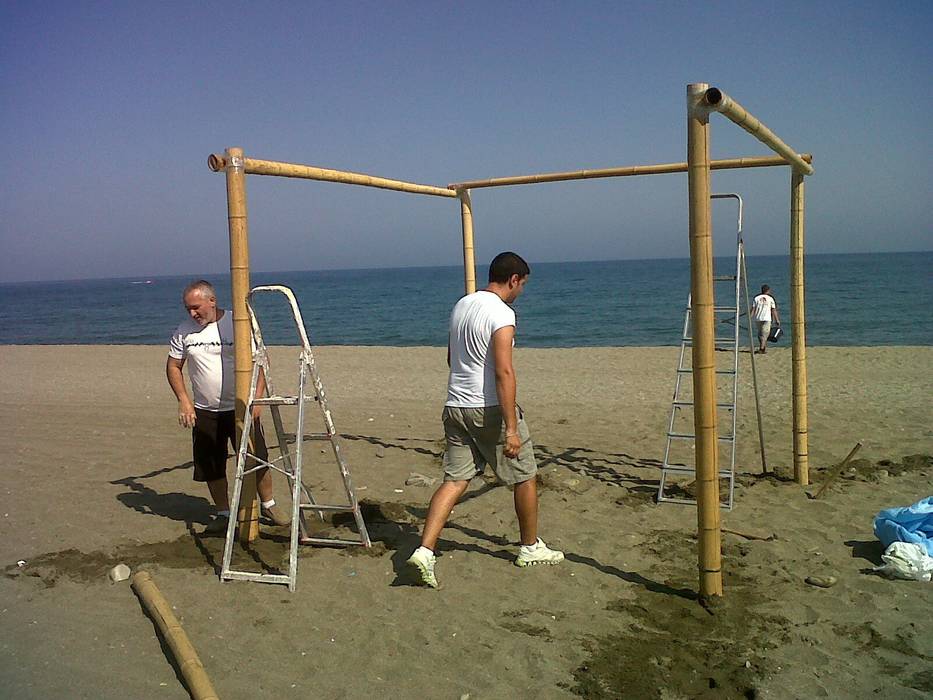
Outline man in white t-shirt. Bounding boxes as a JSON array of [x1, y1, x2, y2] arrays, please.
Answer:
[[406, 252, 563, 588], [751, 284, 781, 354], [166, 280, 289, 534]]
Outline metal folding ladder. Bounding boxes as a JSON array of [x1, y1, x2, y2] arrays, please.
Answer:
[[221, 285, 371, 591], [657, 194, 766, 510]]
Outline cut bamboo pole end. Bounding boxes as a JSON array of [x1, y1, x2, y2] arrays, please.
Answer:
[[703, 87, 814, 176], [207, 153, 225, 172], [131, 571, 220, 700]]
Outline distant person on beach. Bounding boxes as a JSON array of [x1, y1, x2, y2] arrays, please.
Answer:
[[752, 284, 780, 354], [165, 280, 290, 534], [406, 252, 563, 588]]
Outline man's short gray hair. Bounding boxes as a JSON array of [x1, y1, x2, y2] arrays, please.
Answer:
[[183, 279, 216, 301]]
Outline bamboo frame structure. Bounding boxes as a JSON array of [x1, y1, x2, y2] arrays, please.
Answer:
[[790, 170, 809, 484], [208, 82, 812, 597], [686, 83, 723, 598], [132, 571, 219, 700]]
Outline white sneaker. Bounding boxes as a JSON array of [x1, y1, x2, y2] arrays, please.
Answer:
[[515, 538, 564, 567], [406, 546, 438, 588]]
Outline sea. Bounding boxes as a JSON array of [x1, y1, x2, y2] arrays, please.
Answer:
[[1, 252, 930, 347]]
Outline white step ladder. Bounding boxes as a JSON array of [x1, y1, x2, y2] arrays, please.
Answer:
[[657, 194, 767, 510], [221, 285, 371, 591]]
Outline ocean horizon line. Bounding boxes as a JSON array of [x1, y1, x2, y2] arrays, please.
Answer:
[[2, 249, 930, 287]]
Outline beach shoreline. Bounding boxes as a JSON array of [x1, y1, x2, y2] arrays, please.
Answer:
[[2, 344, 931, 697]]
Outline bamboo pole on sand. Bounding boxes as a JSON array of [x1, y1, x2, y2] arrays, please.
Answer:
[[790, 170, 810, 485], [703, 88, 814, 176], [687, 83, 723, 599], [131, 571, 219, 700], [447, 154, 812, 190], [458, 189, 477, 294], [224, 148, 259, 542], [208, 154, 456, 198]]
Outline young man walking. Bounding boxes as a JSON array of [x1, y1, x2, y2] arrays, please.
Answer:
[[407, 252, 563, 588], [752, 284, 780, 354]]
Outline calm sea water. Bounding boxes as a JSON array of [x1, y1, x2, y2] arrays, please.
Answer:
[[1, 253, 930, 347]]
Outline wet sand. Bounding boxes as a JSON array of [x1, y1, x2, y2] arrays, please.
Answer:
[[2, 344, 931, 698]]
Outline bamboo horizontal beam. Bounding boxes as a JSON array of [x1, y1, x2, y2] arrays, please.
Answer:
[[208, 154, 456, 198], [448, 154, 812, 190], [703, 88, 814, 176]]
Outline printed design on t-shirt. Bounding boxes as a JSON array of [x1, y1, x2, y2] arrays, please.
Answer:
[[184, 340, 233, 349]]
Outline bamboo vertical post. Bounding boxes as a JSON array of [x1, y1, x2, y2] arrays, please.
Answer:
[[224, 147, 260, 542], [686, 83, 723, 599], [458, 189, 476, 294], [790, 169, 809, 485]]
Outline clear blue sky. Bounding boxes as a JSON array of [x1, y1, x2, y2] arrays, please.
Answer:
[[2, 1, 931, 282]]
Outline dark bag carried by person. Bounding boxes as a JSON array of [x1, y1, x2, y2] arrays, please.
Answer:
[[768, 323, 783, 343]]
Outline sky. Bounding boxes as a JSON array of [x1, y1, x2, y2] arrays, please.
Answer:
[[1, 1, 931, 283]]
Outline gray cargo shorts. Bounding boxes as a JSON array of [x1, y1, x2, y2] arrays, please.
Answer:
[[441, 405, 537, 486], [756, 320, 772, 344]]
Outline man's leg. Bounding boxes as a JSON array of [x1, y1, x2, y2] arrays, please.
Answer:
[[233, 416, 290, 526], [756, 322, 767, 352], [192, 409, 232, 533], [513, 477, 538, 546], [407, 480, 468, 588], [206, 477, 230, 510], [500, 412, 563, 568], [420, 480, 470, 551]]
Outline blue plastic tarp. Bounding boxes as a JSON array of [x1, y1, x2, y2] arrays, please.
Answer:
[[873, 496, 933, 556]]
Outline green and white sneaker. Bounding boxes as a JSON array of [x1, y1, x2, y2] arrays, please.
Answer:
[[515, 538, 564, 567], [406, 546, 438, 588]]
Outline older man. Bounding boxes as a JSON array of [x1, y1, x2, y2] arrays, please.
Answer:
[[166, 280, 289, 533]]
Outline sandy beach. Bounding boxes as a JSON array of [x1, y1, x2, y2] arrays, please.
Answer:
[[1, 344, 931, 698]]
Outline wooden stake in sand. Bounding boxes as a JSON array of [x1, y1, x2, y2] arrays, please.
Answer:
[[686, 83, 723, 599], [131, 571, 219, 700], [812, 442, 863, 500]]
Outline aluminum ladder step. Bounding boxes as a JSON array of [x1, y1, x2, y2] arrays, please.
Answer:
[[671, 401, 734, 410], [667, 432, 735, 441]]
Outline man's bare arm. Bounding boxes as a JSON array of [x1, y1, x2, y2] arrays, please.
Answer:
[[166, 356, 196, 428], [491, 325, 521, 458]]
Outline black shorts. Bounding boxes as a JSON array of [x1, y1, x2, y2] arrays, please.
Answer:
[[192, 409, 269, 482]]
